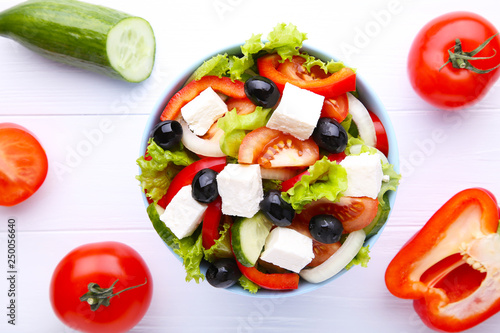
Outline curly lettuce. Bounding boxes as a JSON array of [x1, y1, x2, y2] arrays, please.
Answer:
[[345, 245, 371, 270], [136, 139, 197, 203], [282, 156, 348, 213]]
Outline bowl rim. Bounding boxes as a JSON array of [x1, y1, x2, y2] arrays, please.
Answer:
[[139, 43, 400, 298]]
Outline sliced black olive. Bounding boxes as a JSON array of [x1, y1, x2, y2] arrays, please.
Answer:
[[312, 117, 348, 154], [259, 190, 295, 227], [309, 214, 343, 244], [244, 76, 280, 108], [150, 120, 183, 150]]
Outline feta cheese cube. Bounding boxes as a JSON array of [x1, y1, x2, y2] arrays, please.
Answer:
[[340, 153, 383, 199], [181, 87, 228, 136], [216, 164, 264, 218], [160, 185, 207, 239], [260, 227, 314, 273], [266, 83, 324, 140]]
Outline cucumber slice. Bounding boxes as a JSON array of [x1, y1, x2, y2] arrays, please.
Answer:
[[231, 212, 273, 267], [0, 0, 155, 82], [299, 229, 366, 283]]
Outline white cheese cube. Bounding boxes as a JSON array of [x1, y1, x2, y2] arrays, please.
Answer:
[[216, 164, 264, 218], [266, 83, 324, 140], [181, 87, 228, 136], [340, 153, 383, 199], [260, 227, 314, 273], [160, 185, 207, 239]]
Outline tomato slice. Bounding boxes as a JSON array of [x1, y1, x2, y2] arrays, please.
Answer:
[[238, 127, 319, 168], [160, 76, 246, 121], [296, 197, 379, 233], [257, 54, 356, 98], [0, 123, 48, 206], [157, 156, 226, 208], [202, 197, 223, 249], [369, 111, 389, 157], [280, 152, 346, 192], [235, 260, 299, 290], [321, 94, 349, 122], [286, 219, 341, 268]]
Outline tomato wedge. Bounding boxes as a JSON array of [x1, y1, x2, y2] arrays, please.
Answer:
[[257, 54, 356, 98], [296, 197, 379, 233], [235, 260, 299, 290], [0, 123, 48, 206], [369, 111, 389, 157], [321, 94, 349, 122], [157, 156, 226, 208], [238, 127, 319, 168], [286, 218, 341, 268], [160, 76, 247, 121]]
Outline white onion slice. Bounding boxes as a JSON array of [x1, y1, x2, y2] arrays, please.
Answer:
[[349, 144, 389, 165], [299, 229, 366, 283], [179, 118, 225, 157], [347, 93, 376, 147]]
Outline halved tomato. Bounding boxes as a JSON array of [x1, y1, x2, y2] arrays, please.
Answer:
[[287, 219, 341, 268], [0, 123, 48, 206], [321, 94, 349, 122], [296, 197, 379, 233], [238, 127, 319, 168]]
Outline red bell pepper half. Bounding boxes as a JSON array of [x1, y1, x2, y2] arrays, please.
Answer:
[[385, 188, 500, 332], [256, 54, 356, 98], [160, 76, 247, 121]]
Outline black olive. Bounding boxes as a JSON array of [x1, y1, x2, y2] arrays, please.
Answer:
[[259, 190, 295, 227], [191, 168, 218, 203], [150, 120, 183, 150], [309, 214, 344, 244], [312, 117, 348, 154], [206, 258, 242, 288], [244, 76, 280, 108]]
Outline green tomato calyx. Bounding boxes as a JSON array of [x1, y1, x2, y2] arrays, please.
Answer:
[[80, 278, 148, 311], [439, 33, 500, 74]]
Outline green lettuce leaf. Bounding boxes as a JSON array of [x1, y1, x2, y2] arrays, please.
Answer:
[[301, 54, 346, 74], [203, 223, 233, 263], [146, 203, 205, 283], [282, 156, 348, 213], [136, 139, 197, 203], [345, 245, 371, 270], [239, 275, 260, 294], [217, 106, 272, 157], [191, 54, 231, 81], [379, 163, 400, 206]]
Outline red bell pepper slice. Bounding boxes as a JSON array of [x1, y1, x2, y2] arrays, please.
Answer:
[[256, 54, 356, 98], [202, 197, 223, 250], [385, 188, 500, 332], [160, 76, 247, 121], [157, 156, 226, 208], [235, 260, 299, 290]]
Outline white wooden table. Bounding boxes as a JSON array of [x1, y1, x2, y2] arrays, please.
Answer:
[[1, 0, 500, 332]]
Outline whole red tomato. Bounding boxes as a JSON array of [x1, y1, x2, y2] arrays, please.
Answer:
[[408, 12, 500, 110], [50, 242, 153, 333]]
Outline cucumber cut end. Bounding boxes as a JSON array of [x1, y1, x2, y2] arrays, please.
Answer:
[[107, 17, 155, 82]]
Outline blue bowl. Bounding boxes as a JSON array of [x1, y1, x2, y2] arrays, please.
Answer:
[[140, 44, 399, 298]]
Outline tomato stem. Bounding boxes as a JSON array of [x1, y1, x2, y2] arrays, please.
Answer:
[[439, 33, 500, 73], [80, 278, 148, 311]]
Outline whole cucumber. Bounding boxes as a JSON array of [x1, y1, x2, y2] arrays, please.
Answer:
[[0, 0, 156, 82]]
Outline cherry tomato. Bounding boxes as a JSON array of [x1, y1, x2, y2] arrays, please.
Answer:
[[296, 197, 379, 234], [50, 242, 153, 333], [157, 156, 226, 208], [408, 12, 500, 109], [0, 123, 48, 206], [321, 94, 349, 122], [238, 127, 319, 168], [369, 111, 389, 157]]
